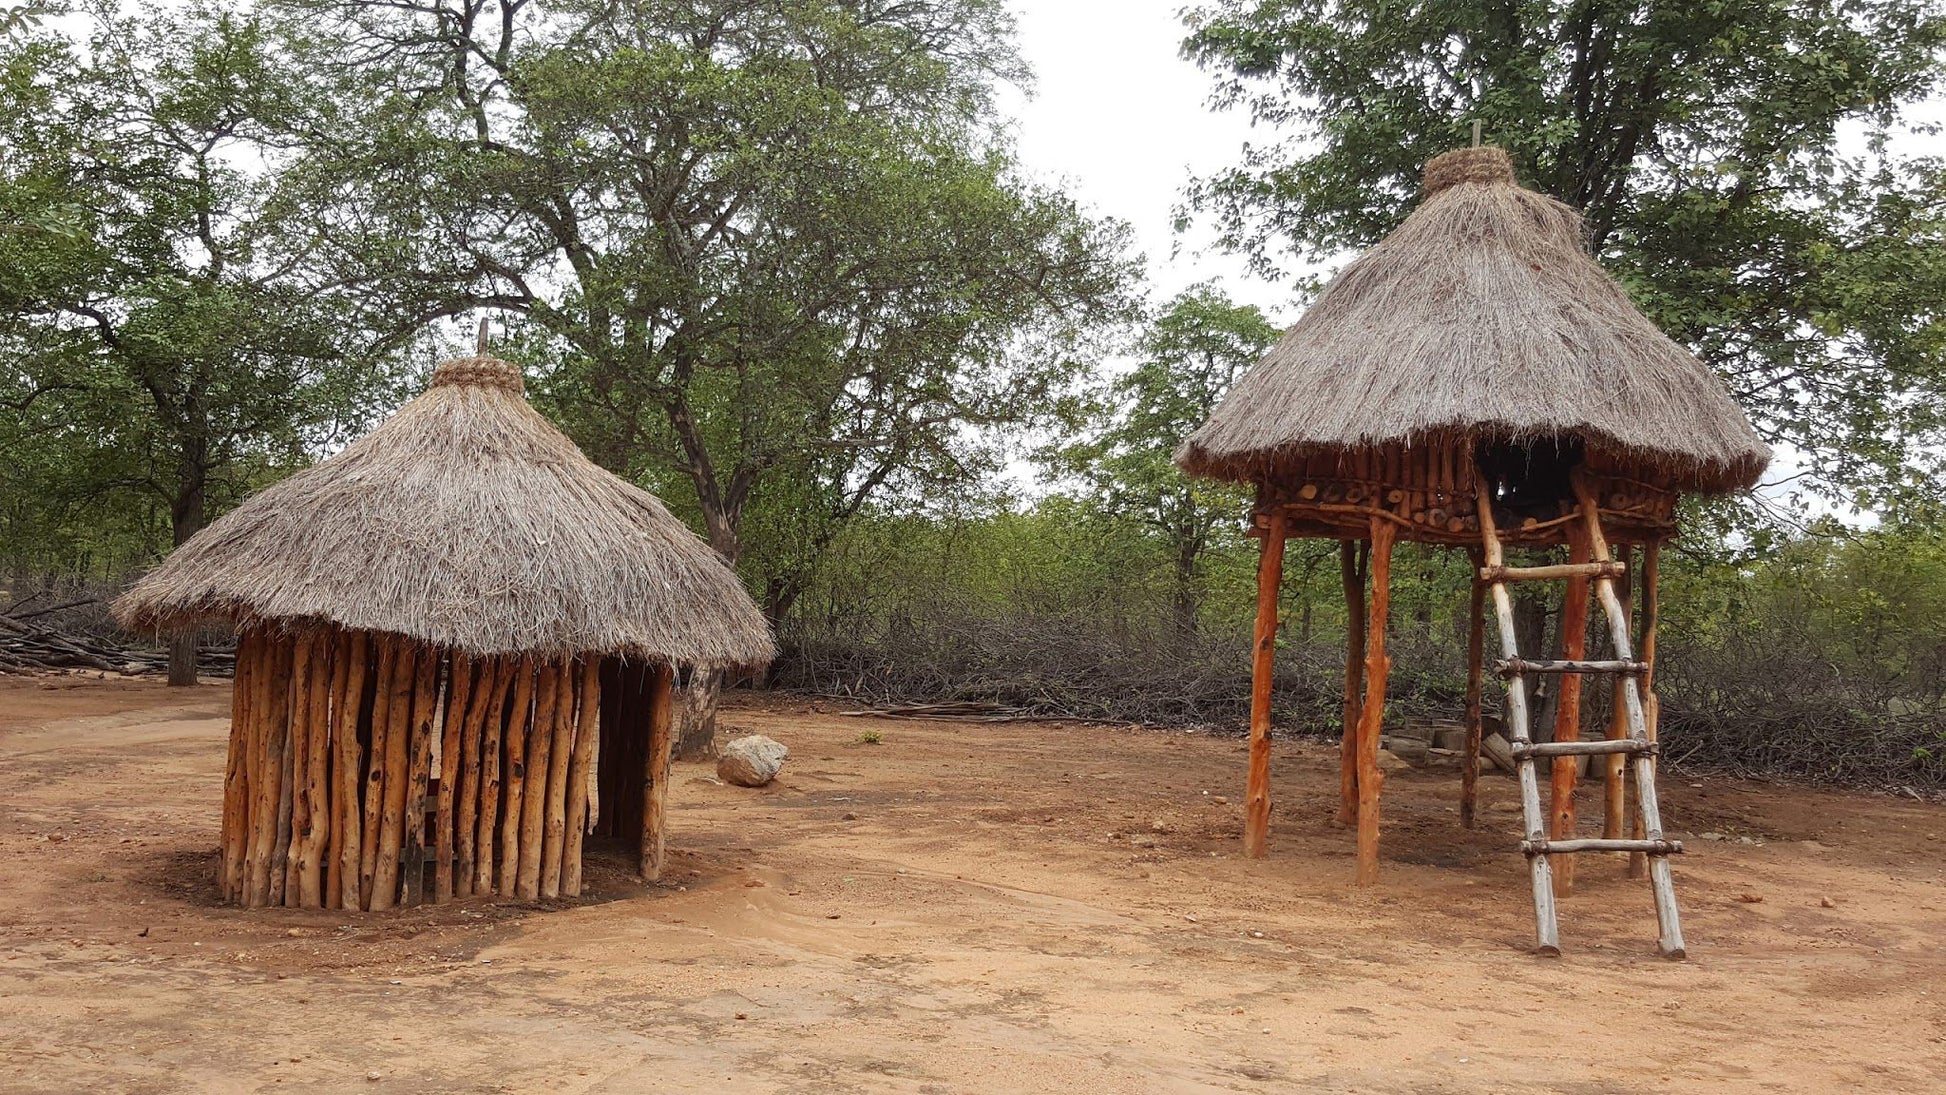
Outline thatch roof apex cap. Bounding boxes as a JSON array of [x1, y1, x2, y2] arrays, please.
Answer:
[[1422, 146, 1515, 196], [430, 354, 525, 395]]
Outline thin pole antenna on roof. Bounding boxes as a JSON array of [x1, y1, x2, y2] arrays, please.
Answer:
[[476, 316, 490, 355], [1471, 118, 1482, 147]]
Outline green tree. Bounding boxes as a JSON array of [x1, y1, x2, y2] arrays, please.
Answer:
[[1054, 286, 1279, 637], [291, 0, 1134, 754], [1181, 0, 1946, 510], [0, 3, 399, 680]]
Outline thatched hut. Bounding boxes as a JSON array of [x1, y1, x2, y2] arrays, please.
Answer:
[[116, 353, 773, 911], [1178, 147, 1768, 954]]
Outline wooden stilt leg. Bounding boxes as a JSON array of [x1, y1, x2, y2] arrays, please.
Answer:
[[640, 664, 676, 881], [563, 658, 600, 896], [1243, 514, 1287, 858], [1355, 517, 1396, 887], [1551, 525, 1593, 895], [333, 631, 368, 911], [1337, 539, 1366, 827], [1462, 546, 1486, 828]]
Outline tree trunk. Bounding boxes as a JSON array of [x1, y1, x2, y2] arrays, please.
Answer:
[[1172, 534, 1200, 640], [166, 450, 207, 687], [673, 667, 721, 761], [674, 490, 738, 762]]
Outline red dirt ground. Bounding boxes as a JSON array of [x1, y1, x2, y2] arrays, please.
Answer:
[[1, 676, 1942, 1093]]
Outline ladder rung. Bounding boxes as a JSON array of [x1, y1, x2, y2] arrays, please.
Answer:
[[1478, 561, 1627, 584], [1522, 838, 1683, 856], [1511, 739, 1659, 760], [1498, 658, 1647, 677]]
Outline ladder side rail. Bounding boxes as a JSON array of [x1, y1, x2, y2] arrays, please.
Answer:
[[1474, 486, 1559, 955], [1571, 474, 1687, 958]]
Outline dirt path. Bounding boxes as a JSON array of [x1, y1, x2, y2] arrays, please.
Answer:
[[2, 678, 1942, 1093]]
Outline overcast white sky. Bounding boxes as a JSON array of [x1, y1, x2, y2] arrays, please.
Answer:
[[1000, 0, 1944, 331], [1001, 1, 1293, 322]]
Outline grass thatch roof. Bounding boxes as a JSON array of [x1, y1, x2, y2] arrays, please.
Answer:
[[1176, 147, 1770, 493], [116, 355, 775, 668]]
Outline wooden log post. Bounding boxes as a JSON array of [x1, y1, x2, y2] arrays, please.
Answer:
[[359, 639, 400, 910], [1461, 546, 1487, 829], [1550, 525, 1593, 895], [497, 659, 538, 896], [332, 630, 368, 911], [220, 631, 258, 901], [321, 631, 349, 909], [1355, 517, 1397, 887], [435, 654, 474, 904], [1243, 515, 1288, 858], [516, 661, 559, 899], [371, 643, 418, 911], [295, 630, 334, 907], [455, 657, 499, 898], [270, 634, 307, 906], [1336, 540, 1367, 827], [562, 658, 601, 896], [1629, 542, 1662, 880], [248, 637, 293, 907], [640, 663, 677, 880], [474, 660, 513, 897], [399, 648, 439, 907], [540, 657, 579, 898]]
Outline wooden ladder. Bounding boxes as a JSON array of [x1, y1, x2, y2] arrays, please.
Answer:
[[1472, 475, 1687, 958]]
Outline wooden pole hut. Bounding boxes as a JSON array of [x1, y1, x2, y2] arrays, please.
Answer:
[[114, 353, 774, 911], [1176, 147, 1770, 955]]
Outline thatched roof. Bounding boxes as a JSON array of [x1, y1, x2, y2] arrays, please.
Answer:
[[116, 355, 775, 668], [1176, 147, 1769, 493]]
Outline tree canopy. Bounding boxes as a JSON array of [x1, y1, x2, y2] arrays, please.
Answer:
[[0, 2, 398, 591], [1182, 0, 1946, 512]]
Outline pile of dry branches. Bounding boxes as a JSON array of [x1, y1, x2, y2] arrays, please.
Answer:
[[0, 588, 233, 676]]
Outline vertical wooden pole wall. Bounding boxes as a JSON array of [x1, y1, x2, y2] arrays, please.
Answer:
[[220, 633, 611, 910], [1243, 515, 1288, 858], [1355, 517, 1396, 886], [641, 664, 676, 881], [218, 630, 258, 903], [1336, 540, 1367, 827]]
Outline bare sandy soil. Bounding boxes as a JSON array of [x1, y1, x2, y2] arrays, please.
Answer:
[[1, 676, 1942, 1094]]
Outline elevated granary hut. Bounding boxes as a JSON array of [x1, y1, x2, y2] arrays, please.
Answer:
[[116, 353, 773, 911], [1178, 147, 1768, 953]]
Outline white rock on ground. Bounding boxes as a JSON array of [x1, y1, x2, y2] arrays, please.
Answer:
[[716, 735, 789, 787]]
